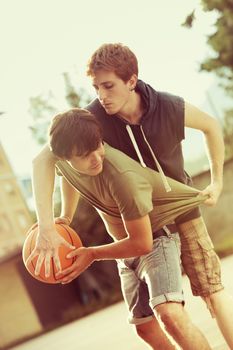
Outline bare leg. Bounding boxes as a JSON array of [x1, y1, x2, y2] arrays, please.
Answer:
[[207, 290, 233, 349], [177, 217, 233, 348], [135, 318, 177, 349], [155, 302, 211, 350]]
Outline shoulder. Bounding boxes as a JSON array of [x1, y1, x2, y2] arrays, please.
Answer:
[[157, 91, 184, 111], [138, 79, 184, 111]]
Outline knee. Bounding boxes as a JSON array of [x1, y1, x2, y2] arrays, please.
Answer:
[[135, 319, 158, 340], [155, 303, 187, 333], [135, 324, 148, 339]]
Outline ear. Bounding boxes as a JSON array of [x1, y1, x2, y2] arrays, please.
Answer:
[[128, 74, 138, 91]]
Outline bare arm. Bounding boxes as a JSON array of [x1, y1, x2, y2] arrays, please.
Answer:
[[56, 214, 153, 283], [27, 145, 75, 277], [59, 177, 80, 223], [184, 102, 225, 205], [91, 214, 153, 260], [32, 144, 57, 229]]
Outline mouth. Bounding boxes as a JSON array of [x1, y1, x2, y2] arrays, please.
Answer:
[[102, 103, 112, 109], [90, 162, 102, 170]]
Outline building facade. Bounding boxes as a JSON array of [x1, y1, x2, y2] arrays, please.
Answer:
[[0, 142, 33, 261]]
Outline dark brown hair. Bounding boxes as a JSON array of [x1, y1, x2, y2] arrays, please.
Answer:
[[87, 43, 138, 82], [49, 108, 103, 159]]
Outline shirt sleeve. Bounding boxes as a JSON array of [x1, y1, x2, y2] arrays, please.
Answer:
[[109, 171, 153, 220]]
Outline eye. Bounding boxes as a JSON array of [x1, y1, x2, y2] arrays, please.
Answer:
[[80, 152, 90, 159], [104, 84, 113, 89]]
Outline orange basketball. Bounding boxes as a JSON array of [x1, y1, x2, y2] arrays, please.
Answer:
[[22, 223, 82, 284]]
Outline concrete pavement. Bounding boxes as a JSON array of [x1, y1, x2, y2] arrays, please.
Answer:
[[11, 255, 233, 350]]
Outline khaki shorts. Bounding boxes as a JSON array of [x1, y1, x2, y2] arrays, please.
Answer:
[[177, 216, 224, 297]]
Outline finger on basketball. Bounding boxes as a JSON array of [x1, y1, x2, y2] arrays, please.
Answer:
[[44, 251, 52, 277], [22, 223, 82, 284], [25, 248, 38, 267], [35, 252, 45, 276], [53, 252, 62, 273]]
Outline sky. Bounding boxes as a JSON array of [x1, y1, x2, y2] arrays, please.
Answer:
[[0, 0, 221, 177]]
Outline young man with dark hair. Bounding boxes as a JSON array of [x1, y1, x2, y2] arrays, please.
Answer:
[[28, 108, 211, 349], [31, 43, 233, 349]]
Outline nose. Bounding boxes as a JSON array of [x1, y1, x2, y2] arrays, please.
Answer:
[[90, 151, 102, 165], [98, 87, 107, 102]]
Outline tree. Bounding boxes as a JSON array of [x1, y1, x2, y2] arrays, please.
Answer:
[[29, 72, 92, 145], [183, 1, 233, 158], [29, 92, 58, 145], [223, 109, 233, 158], [201, 2, 233, 73]]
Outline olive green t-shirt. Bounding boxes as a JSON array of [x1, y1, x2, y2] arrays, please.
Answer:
[[55, 143, 206, 231]]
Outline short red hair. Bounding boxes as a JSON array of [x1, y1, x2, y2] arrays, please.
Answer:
[[87, 43, 138, 82]]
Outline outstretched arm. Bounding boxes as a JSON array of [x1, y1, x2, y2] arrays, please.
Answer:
[[27, 145, 76, 277], [184, 102, 225, 206], [32, 144, 57, 229]]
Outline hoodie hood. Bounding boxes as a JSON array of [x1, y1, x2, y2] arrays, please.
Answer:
[[135, 80, 159, 123]]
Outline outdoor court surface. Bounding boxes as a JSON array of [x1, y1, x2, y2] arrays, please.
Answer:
[[11, 255, 233, 350]]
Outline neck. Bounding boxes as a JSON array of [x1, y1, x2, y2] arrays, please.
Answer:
[[118, 92, 144, 125]]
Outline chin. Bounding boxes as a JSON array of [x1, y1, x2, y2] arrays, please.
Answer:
[[89, 165, 103, 176], [104, 107, 118, 115], [105, 110, 116, 116]]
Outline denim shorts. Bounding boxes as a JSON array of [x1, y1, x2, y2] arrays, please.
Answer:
[[117, 233, 184, 325]]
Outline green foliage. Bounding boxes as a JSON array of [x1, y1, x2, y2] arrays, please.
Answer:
[[223, 108, 233, 158], [63, 72, 91, 108], [183, 1, 233, 158], [200, 3, 233, 79], [29, 92, 58, 145]]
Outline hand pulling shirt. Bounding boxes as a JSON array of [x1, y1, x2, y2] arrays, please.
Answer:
[[86, 80, 200, 221], [55, 144, 206, 232]]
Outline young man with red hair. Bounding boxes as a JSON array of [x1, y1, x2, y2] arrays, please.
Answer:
[[32, 43, 233, 349]]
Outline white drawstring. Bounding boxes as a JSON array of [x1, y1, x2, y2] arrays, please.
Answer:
[[125, 124, 171, 192], [126, 125, 147, 168], [140, 125, 171, 192]]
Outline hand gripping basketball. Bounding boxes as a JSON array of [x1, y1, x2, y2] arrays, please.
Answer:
[[22, 223, 82, 283]]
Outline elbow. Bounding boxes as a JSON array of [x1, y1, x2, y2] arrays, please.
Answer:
[[135, 240, 153, 256], [143, 243, 153, 255], [204, 117, 222, 136]]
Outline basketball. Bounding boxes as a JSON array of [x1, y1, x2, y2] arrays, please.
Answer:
[[22, 223, 82, 284]]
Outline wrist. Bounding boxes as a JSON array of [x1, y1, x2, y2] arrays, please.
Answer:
[[38, 221, 54, 230], [88, 246, 100, 261], [212, 179, 223, 188]]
